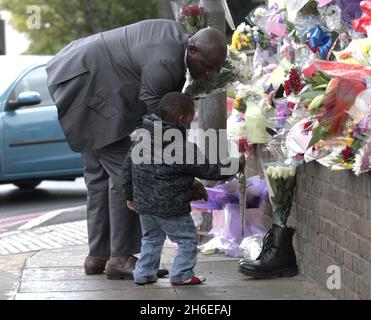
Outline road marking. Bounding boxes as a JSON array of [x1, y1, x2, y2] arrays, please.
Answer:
[[0, 220, 88, 255], [0, 212, 45, 233], [18, 206, 86, 231], [0, 212, 44, 223]]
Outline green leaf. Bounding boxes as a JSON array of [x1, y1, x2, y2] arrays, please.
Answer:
[[308, 127, 330, 148]]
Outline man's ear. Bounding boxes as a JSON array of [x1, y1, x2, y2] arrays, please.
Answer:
[[177, 114, 186, 127], [188, 43, 197, 55]]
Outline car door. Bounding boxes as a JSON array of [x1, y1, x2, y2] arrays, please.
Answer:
[[1, 65, 83, 179]]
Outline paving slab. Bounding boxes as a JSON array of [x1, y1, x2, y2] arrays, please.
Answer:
[[0, 252, 35, 300], [15, 288, 179, 300], [13, 244, 336, 300]]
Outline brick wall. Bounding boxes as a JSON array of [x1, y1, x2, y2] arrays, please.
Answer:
[[245, 145, 371, 300]]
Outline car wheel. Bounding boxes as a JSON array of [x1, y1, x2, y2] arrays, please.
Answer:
[[14, 180, 42, 189]]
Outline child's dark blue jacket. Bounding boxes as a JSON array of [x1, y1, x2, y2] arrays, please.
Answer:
[[122, 114, 238, 217]]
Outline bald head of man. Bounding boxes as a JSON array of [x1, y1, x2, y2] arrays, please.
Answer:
[[186, 27, 227, 80]]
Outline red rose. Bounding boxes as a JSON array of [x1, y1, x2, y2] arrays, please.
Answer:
[[238, 137, 249, 153], [341, 146, 353, 162], [190, 5, 202, 16], [182, 4, 191, 16]]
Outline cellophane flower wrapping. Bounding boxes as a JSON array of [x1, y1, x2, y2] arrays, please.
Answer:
[[191, 177, 268, 257], [170, 0, 205, 35], [244, 90, 269, 144], [336, 0, 364, 27], [262, 160, 297, 227], [353, 137, 371, 175]]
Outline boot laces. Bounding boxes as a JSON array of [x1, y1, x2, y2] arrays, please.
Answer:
[[257, 228, 274, 260]]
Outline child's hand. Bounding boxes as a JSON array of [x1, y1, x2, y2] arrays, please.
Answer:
[[192, 179, 208, 201], [127, 200, 136, 212], [239, 154, 246, 173]]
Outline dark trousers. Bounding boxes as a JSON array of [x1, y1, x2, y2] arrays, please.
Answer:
[[81, 137, 141, 257]]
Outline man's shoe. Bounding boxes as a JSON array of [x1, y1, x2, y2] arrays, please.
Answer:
[[105, 256, 169, 280], [105, 256, 135, 280], [84, 256, 109, 275], [171, 276, 206, 286]]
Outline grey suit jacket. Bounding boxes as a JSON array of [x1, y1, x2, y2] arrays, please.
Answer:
[[46, 19, 189, 152]]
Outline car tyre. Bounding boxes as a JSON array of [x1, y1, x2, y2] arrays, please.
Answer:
[[14, 180, 42, 189]]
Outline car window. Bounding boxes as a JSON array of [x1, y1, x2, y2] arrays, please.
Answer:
[[8, 66, 54, 108]]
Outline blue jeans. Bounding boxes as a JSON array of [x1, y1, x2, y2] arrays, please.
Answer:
[[133, 214, 198, 283]]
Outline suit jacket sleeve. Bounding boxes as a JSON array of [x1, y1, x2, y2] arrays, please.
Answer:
[[139, 59, 184, 116]]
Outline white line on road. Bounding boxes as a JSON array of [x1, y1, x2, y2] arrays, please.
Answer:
[[18, 206, 86, 231]]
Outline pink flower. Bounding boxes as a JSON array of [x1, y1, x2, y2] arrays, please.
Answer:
[[295, 154, 304, 161], [287, 101, 295, 109]]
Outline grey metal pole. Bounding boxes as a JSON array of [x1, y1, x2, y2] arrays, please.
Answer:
[[198, 0, 227, 176], [0, 16, 6, 55], [159, 0, 174, 19]]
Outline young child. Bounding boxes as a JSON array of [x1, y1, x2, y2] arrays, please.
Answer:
[[123, 92, 245, 285]]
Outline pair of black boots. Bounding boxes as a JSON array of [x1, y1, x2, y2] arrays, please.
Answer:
[[239, 224, 298, 278]]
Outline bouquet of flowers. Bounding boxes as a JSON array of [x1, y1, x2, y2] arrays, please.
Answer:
[[262, 161, 297, 227], [182, 48, 252, 98], [239, 85, 270, 144], [334, 38, 371, 67], [170, 0, 205, 35], [230, 22, 265, 52], [353, 137, 371, 175]]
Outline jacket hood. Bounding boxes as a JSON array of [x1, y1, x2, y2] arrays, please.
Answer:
[[131, 114, 188, 164], [142, 114, 186, 134]]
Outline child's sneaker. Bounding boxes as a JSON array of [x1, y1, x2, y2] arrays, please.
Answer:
[[171, 276, 206, 286], [134, 276, 157, 286], [134, 279, 157, 286]]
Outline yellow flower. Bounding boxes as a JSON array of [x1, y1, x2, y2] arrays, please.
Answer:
[[344, 137, 354, 147], [233, 96, 241, 108], [362, 44, 371, 56], [230, 30, 253, 51], [342, 161, 353, 169], [231, 31, 242, 51]]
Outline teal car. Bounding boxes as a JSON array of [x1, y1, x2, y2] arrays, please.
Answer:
[[0, 55, 83, 189]]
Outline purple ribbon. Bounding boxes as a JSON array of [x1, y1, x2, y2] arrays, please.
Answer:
[[191, 177, 268, 211]]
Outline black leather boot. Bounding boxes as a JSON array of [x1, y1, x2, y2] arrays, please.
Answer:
[[239, 224, 298, 278]]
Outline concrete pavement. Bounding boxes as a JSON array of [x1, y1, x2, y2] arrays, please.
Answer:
[[0, 217, 337, 300]]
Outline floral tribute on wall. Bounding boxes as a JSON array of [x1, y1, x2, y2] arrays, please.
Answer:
[[188, 1, 370, 269], [190, 0, 371, 177]]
